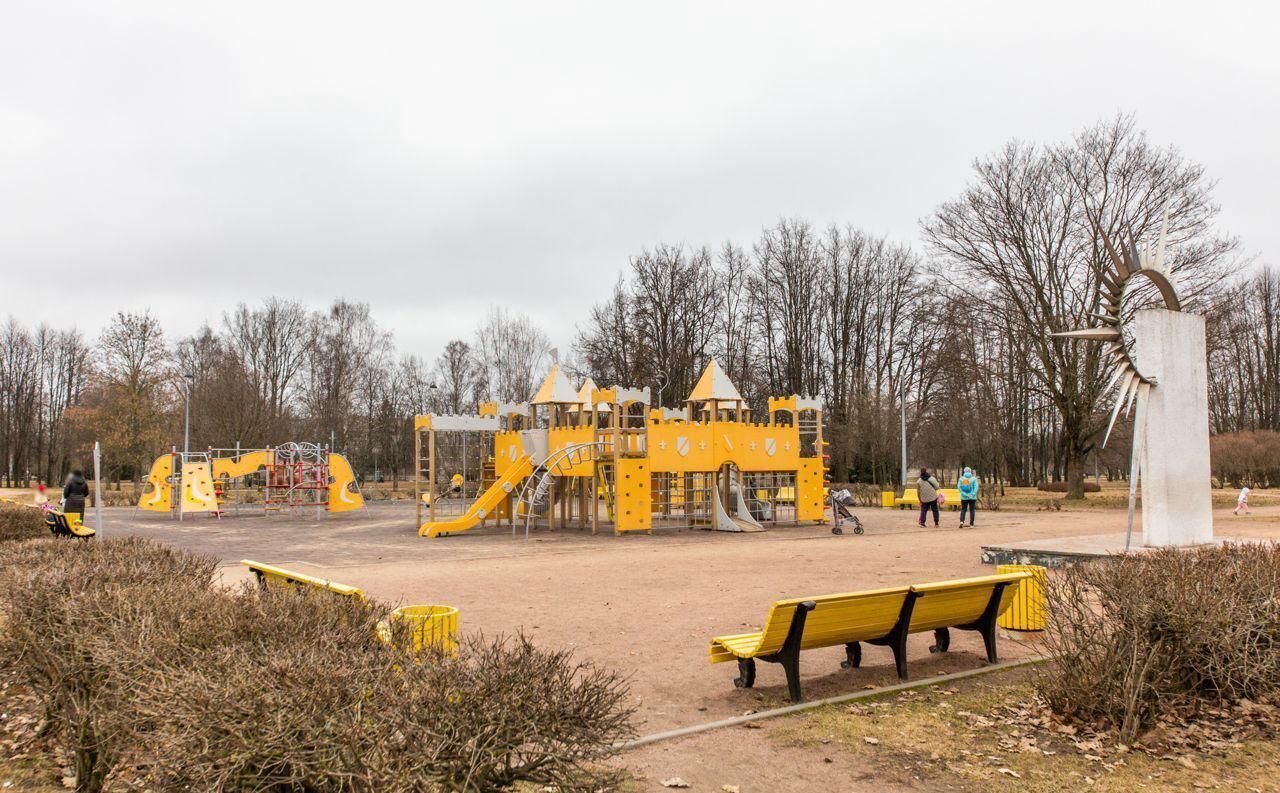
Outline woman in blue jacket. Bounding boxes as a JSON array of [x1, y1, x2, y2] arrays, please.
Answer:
[[957, 467, 979, 528]]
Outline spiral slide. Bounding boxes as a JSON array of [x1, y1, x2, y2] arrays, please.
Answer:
[[419, 455, 533, 537]]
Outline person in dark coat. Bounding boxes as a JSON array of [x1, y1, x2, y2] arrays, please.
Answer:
[[916, 467, 941, 528], [62, 470, 90, 522]]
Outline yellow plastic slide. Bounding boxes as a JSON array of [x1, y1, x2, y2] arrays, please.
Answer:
[[419, 455, 533, 538]]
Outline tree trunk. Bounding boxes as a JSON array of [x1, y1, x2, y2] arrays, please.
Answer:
[[1065, 446, 1085, 499]]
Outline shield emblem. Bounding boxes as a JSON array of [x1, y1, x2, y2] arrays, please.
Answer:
[[675, 436, 690, 457], [764, 438, 777, 457], [509, 445, 518, 461]]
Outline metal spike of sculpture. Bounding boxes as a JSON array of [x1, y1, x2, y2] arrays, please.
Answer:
[[1054, 209, 1213, 549]]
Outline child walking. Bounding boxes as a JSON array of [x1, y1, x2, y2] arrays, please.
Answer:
[[1234, 486, 1251, 516]]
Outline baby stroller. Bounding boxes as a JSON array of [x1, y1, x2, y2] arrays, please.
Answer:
[[829, 488, 864, 535]]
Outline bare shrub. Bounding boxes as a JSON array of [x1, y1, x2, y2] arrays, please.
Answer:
[[979, 486, 1001, 511], [378, 634, 635, 791], [831, 483, 880, 507], [0, 502, 47, 542], [95, 489, 136, 507], [1211, 429, 1280, 488], [136, 599, 634, 792], [0, 538, 218, 793], [1037, 480, 1101, 493], [0, 541, 634, 792], [125, 587, 402, 790], [1038, 544, 1280, 743]]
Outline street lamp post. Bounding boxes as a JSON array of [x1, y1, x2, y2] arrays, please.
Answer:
[[180, 372, 195, 522], [894, 340, 911, 489], [182, 373, 195, 458], [900, 378, 908, 488]]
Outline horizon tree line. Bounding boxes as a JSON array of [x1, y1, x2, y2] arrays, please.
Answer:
[[0, 115, 1273, 494]]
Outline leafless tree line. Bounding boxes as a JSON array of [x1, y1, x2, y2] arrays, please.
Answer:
[[1208, 267, 1280, 433], [0, 321, 91, 486], [0, 299, 549, 492], [576, 116, 1245, 492], [0, 116, 1265, 494]]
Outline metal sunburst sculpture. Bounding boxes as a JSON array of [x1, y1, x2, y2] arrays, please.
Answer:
[[1054, 211, 1179, 447], [1053, 211, 1180, 550]]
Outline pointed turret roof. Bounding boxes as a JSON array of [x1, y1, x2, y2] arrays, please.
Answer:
[[531, 364, 580, 404], [687, 359, 744, 402], [577, 377, 599, 405]]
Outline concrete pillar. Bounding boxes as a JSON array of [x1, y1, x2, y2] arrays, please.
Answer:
[[1134, 309, 1214, 547]]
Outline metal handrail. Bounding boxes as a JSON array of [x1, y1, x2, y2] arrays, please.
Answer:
[[514, 441, 614, 539]]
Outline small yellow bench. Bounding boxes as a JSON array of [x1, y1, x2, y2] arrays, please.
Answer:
[[897, 488, 963, 510], [708, 571, 1030, 701], [240, 560, 364, 600], [44, 510, 96, 539]]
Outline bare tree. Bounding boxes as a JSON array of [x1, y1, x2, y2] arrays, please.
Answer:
[[223, 298, 312, 432], [96, 311, 171, 493], [474, 307, 551, 402], [575, 278, 643, 388], [434, 340, 482, 414], [751, 219, 825, 399], [923, 116, 1235, 497]]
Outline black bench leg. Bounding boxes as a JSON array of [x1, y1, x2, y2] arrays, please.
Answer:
[[773, 600, 816, 703], [980, 619, 998, 663], [841, 642, 861, 669], [976, 583, 1008, 663], [781, 653, 803, 703], [734, 658, 756, 688], [890, 630, 910, 680], [930, 628, 951, 654]]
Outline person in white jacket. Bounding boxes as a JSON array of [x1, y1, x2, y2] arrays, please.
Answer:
[[1234, 486, 1251, 516]]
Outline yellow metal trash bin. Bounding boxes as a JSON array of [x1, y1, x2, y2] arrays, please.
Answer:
[[996, 564, 1046, 631], [386, 604, 460, 654]]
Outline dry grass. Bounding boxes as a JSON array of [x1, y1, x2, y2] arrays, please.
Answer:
[[774, 666, 1280, 792], [990, 481, 1280, 511]]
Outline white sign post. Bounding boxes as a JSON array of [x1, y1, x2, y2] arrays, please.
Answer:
[[93, 441, 103, 539]]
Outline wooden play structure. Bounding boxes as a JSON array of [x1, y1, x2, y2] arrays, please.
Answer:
[[414, 359, 828, 538], [138, 442, 364, 519]]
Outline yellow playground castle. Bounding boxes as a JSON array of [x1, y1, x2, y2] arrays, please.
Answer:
[[414, 359, 828, 537]]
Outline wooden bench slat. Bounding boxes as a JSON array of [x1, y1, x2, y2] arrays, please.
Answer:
[[710, 586, 912, 663]]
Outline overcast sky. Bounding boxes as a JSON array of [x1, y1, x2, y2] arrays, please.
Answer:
[[1, 1, 1275, 361]]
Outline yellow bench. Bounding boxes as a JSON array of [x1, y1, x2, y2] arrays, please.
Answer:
[[756, 486, 796, 504], [240, 560, 364, 600], [44, 510, 96, 539], [708, 571, 1030, 701], [897, 488, 963, 510]]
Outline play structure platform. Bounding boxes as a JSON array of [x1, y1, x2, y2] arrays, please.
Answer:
[[415, 359, 829, 538]]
